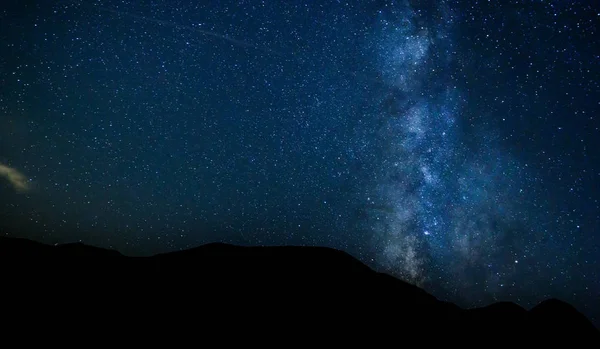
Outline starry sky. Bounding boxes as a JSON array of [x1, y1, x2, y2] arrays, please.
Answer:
[[1, 0, 598, 324]]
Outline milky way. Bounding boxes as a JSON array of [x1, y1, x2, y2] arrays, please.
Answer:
[[357, 2, 539, 299]]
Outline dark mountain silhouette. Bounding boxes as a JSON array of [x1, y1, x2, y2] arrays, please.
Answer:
[[0, 236, 597, 344]]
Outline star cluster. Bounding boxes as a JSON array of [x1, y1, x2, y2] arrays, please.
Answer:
[[1, 0, 598, 325]]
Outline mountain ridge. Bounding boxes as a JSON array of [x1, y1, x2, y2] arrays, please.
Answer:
[[0, 235, 597, 343]]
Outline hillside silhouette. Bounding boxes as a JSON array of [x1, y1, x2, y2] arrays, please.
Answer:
[[0, 236, 597, 344]]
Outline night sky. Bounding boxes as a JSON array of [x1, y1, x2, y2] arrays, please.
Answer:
[[1, 0, 599, 324]]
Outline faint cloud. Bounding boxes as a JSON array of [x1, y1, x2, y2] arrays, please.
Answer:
[[0, 163, 30, 192]]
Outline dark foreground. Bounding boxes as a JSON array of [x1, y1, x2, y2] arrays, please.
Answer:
[[0, 236, 598, 344]]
